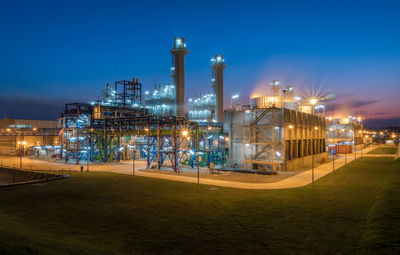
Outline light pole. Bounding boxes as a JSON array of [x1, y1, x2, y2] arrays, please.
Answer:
[[282, 89, 287, 108], [230, 94, 239, 110], [310, 98, 318, 114], [312, 126, 318, 185], [17, 141, 26, 169], [132, 151, 136, 176], [197, 154, 200, 185]]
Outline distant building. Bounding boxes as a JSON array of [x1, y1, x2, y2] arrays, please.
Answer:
[[0, 117, 59, 156], [326, 117, 363, 150]]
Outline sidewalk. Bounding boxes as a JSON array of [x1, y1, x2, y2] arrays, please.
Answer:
[[0, 145, 385, 190], [134, 146, 376, 189]]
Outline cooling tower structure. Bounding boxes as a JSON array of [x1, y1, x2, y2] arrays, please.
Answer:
[[170, 37, 188, 117], [211, 54, 226, 122]]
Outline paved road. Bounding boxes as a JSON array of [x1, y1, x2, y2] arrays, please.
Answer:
[[0, 145, 386, 190]]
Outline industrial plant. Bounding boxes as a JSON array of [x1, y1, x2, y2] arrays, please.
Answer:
[[0, 37, 381, 173]]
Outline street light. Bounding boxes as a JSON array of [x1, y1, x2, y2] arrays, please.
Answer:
[[309, 98, 318, 114], [182, 130, 188, 136], [17, 141, 26, 169], [230, 94, 240, 109], [312, 126, 319, 185]]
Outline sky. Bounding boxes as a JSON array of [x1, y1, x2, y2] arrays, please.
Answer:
[[0, 0, 399, 127]]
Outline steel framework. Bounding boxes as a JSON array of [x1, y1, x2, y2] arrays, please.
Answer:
[[243, 108, 284, 171]]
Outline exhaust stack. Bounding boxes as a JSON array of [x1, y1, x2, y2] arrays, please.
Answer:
[[211, 54, 226, 122], [170, 37, 188, 117]]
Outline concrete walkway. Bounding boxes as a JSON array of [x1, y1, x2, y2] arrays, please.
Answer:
[[133, 146, 377, 189], [0, 146, 382, 190]]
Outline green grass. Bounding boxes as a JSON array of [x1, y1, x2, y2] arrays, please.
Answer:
[[368, 145, 398, 154], [1, 158, 400, 255]]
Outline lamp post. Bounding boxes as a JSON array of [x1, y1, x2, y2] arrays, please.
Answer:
[[282, 89, 287, 108], [17, 141, 26, 169], [312, 126, 318, 185], [197, 154, 200, 185], [309, 98, 318, 114], [132, 151, 135, 176], [230, 94, 239, 110]]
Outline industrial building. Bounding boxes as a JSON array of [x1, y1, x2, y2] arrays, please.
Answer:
[[0, 117, 59, 156], [225, 83, 327, 171], [326, 116, 364, 153], [0, 37, 367, 173]]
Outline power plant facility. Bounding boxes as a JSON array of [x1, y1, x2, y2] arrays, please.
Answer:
[[0, 37, 371, 174]]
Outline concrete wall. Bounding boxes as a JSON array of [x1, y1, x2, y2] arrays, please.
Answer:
[[224, 110, 245, 167], [286, 152, 328, 171]]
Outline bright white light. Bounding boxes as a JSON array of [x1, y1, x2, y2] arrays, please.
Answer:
[[309, 98, 318, 105], [294, 96, 301, 101], [232, 94, 239, 99], [276, 151, 281, 157]]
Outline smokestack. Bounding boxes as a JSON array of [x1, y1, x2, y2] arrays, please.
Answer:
[[211, 54, 226, 122], [170, 37, 188, 117]]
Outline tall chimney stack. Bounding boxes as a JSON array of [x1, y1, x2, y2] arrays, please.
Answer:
[[211, 54, 226, 122], [170, 37, 188, 117]]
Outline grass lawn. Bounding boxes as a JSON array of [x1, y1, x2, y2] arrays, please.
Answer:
[[368, 145, 398, 154], [1, 158, 400, 255]]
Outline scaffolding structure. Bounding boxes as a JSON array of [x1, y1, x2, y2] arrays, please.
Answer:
[[243, 108, 284, 171], [57, 77, 228, 170], [60, 103, 91, 164]]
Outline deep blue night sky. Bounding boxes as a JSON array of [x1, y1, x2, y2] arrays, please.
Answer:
[[0, 0, 399, 127]]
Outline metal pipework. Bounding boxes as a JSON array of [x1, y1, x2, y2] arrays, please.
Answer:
[[211, 54, 226, 123], [170, 37, 188, 117]]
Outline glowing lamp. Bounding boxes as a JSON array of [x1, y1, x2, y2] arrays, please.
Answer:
[[309, 98, 318, 105]]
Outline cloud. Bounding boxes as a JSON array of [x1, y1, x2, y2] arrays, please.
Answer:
[[352, 99, 378, 108], [326, 99, 378, 113]]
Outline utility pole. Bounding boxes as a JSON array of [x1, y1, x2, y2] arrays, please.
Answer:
[[312, 129, 315, 185], [197, 154, 201, 185], [133, 151, 135, 176]]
